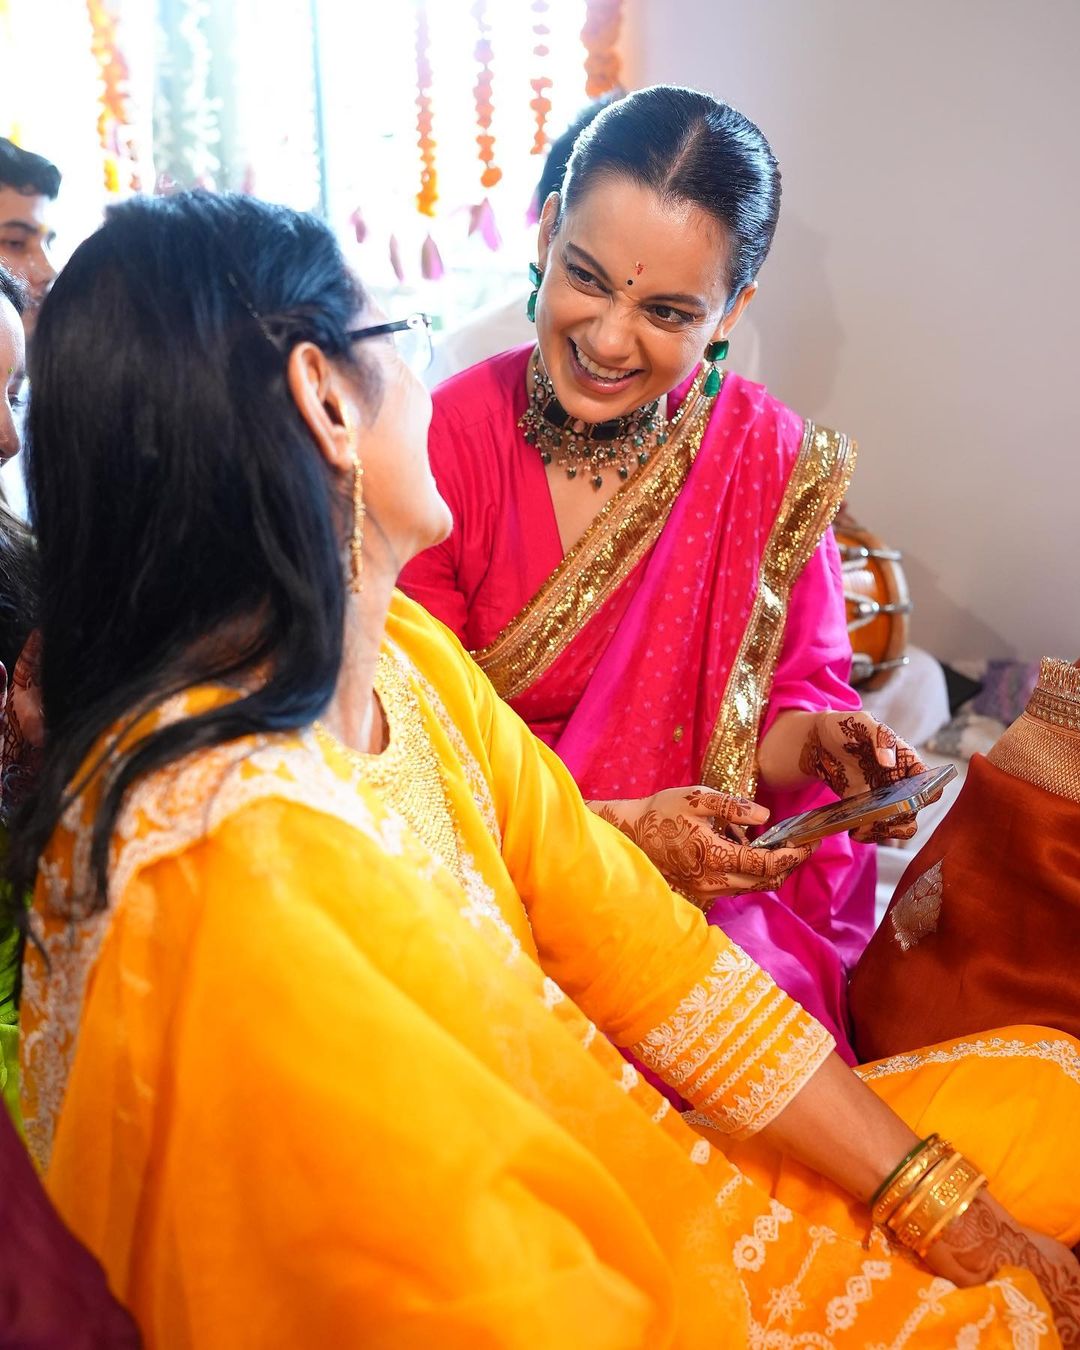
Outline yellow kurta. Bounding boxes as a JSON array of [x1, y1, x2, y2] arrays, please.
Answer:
[[19, 592, 1080, 1347]]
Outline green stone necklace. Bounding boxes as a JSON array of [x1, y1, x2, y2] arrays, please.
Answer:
[[518, 350, 669, 489]]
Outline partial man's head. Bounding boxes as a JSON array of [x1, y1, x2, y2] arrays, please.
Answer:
[[0, 138, 60, 341]]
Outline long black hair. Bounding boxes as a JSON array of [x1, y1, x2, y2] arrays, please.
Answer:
[[560, 85, 782, 307], [0, 263, 35, 675], [534, 94, 620, 212], [11, 191, 372, 907]]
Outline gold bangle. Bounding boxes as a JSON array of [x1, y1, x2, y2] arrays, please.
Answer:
[[914, 1173, 988, 1259], [870, 1134, 938, 1209], [885, 1151, 959, 1236], [889, 1155, 984, 1252], [871, 1136, 951, 1226]]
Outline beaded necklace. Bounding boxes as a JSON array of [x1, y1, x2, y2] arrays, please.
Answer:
[[313, 652, 465, 886], [518, 349, 670, 489]]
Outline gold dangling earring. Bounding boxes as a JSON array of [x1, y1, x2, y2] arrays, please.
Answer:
[[349, 452, 365, 595]]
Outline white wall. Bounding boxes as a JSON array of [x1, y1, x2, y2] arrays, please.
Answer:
[[625, 0, 1080, 660]]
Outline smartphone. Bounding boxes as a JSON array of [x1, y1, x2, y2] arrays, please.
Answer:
[[750, 764, 957, 850]]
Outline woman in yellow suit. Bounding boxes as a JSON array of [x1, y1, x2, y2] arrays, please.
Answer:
[[14, 191, 1080, 1347]]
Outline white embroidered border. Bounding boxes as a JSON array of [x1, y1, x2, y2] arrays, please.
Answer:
[[863, 1278, 952, 1350], [398, 643, 502, 849], [858, 1035, 1080, 1088], [631, 946, 834, 1139], [630, 946, 759, 1077], [24, 685, 515, 1170], [24, 728, 422, 1171], [987, 1276, 1051, 1348], [723, 1023, 834, 1141]]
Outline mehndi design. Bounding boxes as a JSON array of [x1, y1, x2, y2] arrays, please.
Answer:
[[598, 792, 804, 904]]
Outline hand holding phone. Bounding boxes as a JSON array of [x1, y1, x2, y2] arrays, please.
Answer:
[[750, 765, 957, 851]]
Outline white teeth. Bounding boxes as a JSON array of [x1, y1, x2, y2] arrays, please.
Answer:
[[573, 341, 632, 382]]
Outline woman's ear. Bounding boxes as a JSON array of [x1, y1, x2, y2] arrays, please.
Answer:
[[286, 342, 355, 472], [715, 282, 758, 341], [537, 191, 560, 271]]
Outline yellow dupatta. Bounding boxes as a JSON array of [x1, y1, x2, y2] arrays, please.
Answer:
[[20, 592, 1080, 1347]]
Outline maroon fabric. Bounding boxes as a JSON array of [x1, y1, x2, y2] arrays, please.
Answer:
[[850, 753, 1080, 1062], [0, 1106, 140, 1345]]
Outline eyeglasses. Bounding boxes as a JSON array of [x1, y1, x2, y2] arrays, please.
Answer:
[[348, 312, 433, 376]]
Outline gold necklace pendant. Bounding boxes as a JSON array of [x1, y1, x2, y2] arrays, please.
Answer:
[[519, 351, 669, 489], [314, 652, 466, 885], [518, 350, 715, 489]]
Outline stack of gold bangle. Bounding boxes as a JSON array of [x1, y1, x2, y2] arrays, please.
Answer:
[[871, 1134, 988, 1259]]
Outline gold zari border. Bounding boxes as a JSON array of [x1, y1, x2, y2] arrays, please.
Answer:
[[700, 422, 856, 796], [473, 371, 714, 701], [1027, 657, 1080, 732]]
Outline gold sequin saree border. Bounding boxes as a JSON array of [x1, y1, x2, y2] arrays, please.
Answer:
[[472, 373, 713, 701], [700, 422, 856, 796]]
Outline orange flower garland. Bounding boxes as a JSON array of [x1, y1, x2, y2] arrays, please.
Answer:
[[529, 0, 553, 156], [414, 0, 438, 217], [86, 0, 141, 193], [581, 0, 624, 98], [471, 0, 501, 190]]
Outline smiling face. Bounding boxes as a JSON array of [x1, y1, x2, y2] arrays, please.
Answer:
[[534, 177, 751, 422]]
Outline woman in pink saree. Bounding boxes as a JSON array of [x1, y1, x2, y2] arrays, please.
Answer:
[[401, 87, 925, 1061]]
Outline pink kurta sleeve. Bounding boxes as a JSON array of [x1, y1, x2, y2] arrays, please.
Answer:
[[759, 528, 860, 738], [755, 529, 875, 972]]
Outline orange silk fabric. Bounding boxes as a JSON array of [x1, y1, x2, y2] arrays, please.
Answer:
[[851, 753, 1080, 1061]]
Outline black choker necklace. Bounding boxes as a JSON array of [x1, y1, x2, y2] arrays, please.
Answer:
[[518, 352, 668, 488]]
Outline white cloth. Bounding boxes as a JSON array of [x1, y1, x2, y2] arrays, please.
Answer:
[[860, 647, 960, 925], [0, 452, 28, 519], [872, 748, 966, 926], [426, 289, 534, 388], [859, 644, 950, 749]]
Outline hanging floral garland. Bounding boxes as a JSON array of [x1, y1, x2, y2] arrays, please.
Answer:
[[154, 0, 220, 189], [528, 0, 553, 157], [414, 0, 438, 218], [471, 0, 500, 190], [467, 0, 501, 251], [581, 0, 624, 98], [86, 0, 142, 194]]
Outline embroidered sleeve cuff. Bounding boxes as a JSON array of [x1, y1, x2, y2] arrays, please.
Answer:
[[629, 944, 835, 1141]]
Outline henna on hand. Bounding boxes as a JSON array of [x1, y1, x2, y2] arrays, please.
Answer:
[[683, 789, 756, 825], [836, 714, 923, 791], [597, 800, 807, 898], [853, 812, 918, 845], [935, 1193, 1080, 1340], [800, 712, 928, 802], [599, 804, 740, 892], [799, 723, 849, 796]]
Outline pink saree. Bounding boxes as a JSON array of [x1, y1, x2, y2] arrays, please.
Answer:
[[400, 345, 874, 1061]]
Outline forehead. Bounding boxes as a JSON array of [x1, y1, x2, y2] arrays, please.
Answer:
[[0, 185, 53, 232], [0, 296, 25, 375], [561, 177, 730, 303]]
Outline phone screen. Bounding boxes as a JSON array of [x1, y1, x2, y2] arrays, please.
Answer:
[[751, 765, 957, 850]]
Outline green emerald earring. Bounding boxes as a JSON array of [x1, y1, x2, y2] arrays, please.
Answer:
[[703, 338, 729, 396], [526, 262, 543, 323]]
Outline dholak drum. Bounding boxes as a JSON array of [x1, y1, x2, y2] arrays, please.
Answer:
[[833, 522, 912, 691]]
